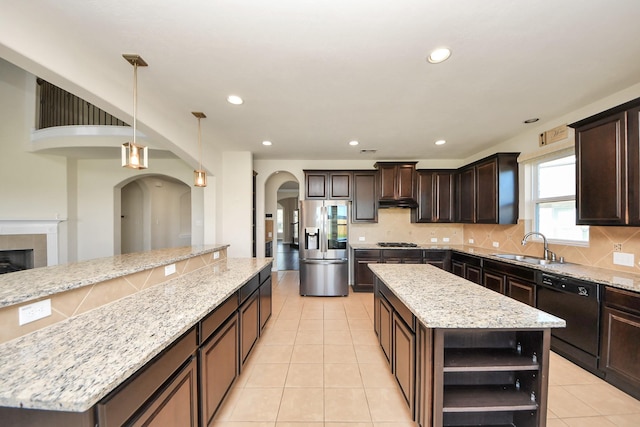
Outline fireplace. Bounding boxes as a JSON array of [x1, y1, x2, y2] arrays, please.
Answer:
[[0, 249, 34, 274]]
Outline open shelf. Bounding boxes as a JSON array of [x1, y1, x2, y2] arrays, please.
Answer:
[[444, 348, 539, 372], [443, 385, 538, 412]]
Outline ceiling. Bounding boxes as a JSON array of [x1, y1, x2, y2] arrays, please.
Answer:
[[3, 1, 640, 162]]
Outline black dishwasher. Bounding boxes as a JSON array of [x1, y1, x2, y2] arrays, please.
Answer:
[[537, 273, 602, 374]]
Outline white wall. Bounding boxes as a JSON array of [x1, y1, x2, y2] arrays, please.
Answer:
[[221, 151, 253, 257]]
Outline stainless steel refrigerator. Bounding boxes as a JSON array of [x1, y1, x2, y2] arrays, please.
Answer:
[[299, 200, 349, 296]]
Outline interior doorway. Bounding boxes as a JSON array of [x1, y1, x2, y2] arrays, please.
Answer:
[[120, 175, 191, 254], [264, 172, 299, 271]]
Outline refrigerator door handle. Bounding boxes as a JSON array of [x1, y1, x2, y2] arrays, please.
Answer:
[[321, 205, 327, 254], [301, 259, 348, 265]]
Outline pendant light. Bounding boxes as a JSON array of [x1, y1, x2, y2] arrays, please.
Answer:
[[192, 112, 207, 187], [122, 54, 149, 169]]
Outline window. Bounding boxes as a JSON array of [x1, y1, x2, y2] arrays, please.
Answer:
[[277, 208, 284, 234], [533, 153, 589, 244]]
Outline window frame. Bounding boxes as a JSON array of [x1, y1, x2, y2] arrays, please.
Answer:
[[530, 149, 589, 246]]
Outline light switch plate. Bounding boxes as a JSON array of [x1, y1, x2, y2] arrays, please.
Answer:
[[431, 238, 438, 243], [492, 241, 500, 248], [468, 238, 474, 244], [164, 263, 176, 276], [358, 236, 365, 241], [19, 299, 52, 326], [613, 252, 634, 267], [443, 237, 450, 243]]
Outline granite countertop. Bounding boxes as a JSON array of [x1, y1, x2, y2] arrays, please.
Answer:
[[350, 243, 640, 293], [0, 244, 229, 309], [369, 263, 566, 330], [0, 257, 270, 412]]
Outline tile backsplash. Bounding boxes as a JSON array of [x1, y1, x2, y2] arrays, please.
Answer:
[[351, 208, 640, 274]]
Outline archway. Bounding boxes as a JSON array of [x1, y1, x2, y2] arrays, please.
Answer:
[[264, 171, 299, 270], [120, 175, 192, 254]]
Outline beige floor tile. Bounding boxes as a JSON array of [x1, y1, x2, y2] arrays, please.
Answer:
[[324, 329, 353, 345], [212, 422, 275, 427], [272, 318, 300, 331], [561, 416, 618, 427], [295, 330, 323, 345], [245, 364, 289, 388], [324, 388, 372, 422], [324, 310, 347, 320], [298, 318, 324, 331], [325, 363, 363, 388], [277, 387, 324, 422], [351, 329, 379, 345], [547, 385, 600, 418], [285, 363, 324, 387], [325, 344, 358, 363], [605, 413, 640, 427], [563, 383, 640, 415], [261, 329, 298, 346], [212, 385, 244, 421], [227, 388, 283, 421], [253, 345, 294, 364], [359, 364, 397, 388], [300, 309, 323, 319], [365, 388, 414, 423], [326, 423, 373, 427], [290, 344, 324, 363], [549, 352, 603, 386], [349, 318, 374, 330], [372, 423, 418, 427], [355, 345, 389, 365], [545, 419, 569, 427], [325, 318, 350, 330], [276, 423, 323, 427]]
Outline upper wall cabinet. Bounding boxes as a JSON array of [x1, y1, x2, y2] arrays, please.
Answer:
[[375, 162, 418, 207], [570, 98, 640, 226], [352, 171, 378, 223], [412, 170, 455, 223], [304, 170, 352, 200], [455, 153, 519, 224]]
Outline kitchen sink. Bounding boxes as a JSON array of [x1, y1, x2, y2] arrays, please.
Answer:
[[493, 253, 554, 265]]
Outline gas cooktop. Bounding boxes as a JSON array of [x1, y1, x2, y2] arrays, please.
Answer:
[[377, 242, 419, 248]]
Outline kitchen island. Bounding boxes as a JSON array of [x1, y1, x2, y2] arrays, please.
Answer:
[[370, 263, 565, 427], [0, 251, 273, 427]]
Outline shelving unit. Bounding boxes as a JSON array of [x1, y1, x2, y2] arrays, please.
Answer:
[[434, 330, 550, 427]]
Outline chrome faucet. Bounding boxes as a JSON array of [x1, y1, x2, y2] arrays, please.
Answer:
[[521, 232, 556, 262]]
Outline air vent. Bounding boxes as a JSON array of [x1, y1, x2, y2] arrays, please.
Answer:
[[360, 149, 377, 154]]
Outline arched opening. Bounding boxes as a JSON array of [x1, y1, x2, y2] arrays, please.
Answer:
[[119, 175, 192, 254], [264, 171, 299, 271]]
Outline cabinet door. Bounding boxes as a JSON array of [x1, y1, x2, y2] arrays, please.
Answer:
[[329, 172, 352, 199], [465, 265, 482, 285], [393, 312, 415, 413], [451, 260, 464, 278], [576, 112, 627, 225], [456, 167, 476, 223], [476, 159, 498, 223], [601, 306, 640, 391], [305, 172, 328, 199], [353, 172, 378, 223], [434, 171, 455, 222], [379, 296, 393, 366], [507, 277, 536, 306], [354, 259, 379, 292], [200, 315, 239, 426], [397, 164, 417, 200], [259, 276, 272, 331], [240, 290, 260, 367], [628, 106, 640, 225], [131, 358, 198, 427], [379, 164, 397, 200], [483, 271, 505, 294], [414, 170, 435, 222]]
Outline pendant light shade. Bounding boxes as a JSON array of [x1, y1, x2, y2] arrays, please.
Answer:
[[192, 112, 207, 187], [122, 54, 149, 169]]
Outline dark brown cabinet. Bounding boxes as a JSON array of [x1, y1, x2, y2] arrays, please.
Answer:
[[304, 170, 352, 200], [412, 170, 455, 223], [423, 250, 451, 271], [483, 270, 506, 294], [375, 162, 418, 205], [451, 253, 482, 285], [378, 294, 393, 365], [600, 287, 640, 399], [570, 99, 640, 225], [352, 171, 378, 223], [353, 249, 381, 292], [240, 289, 260, 367], [507, 277, 536, 307], [455, 153, 519, 224], [381, 249, 423, 264], [259, 273, 272, 332], [482, 259, 537, 306]]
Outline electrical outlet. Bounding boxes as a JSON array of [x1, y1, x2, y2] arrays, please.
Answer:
[[19, 299, 52, 326], [613, 243, 622, 252], [492, 241, 500, 248], [358, 236, 365, 241], [613, 252, 634, 267], [443, 237, 450, 243], [164, 263, 176, 276], [468, 238, 474, 244], [431, 238, 438, 243], [213, 251, 220, 259]]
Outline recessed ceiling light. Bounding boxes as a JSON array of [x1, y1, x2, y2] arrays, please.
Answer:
[[227, 95, 243, 105], [262, 140, 272, 146], [349, 140, 359, 146], [427, 48, 451, 64], [435, 139, 446, 146], [523, 118, 539, 124]]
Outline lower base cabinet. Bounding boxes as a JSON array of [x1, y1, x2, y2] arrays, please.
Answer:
[[240, 290, 260, 367], [200, 314, 239, 427], [393, 312, 415, 411]]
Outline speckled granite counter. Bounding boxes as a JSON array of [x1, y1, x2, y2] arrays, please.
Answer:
[[0, 257, 270, 412], [0, 245, 229, 308], [350, 243, 640, 293], [369, 263, 565, 329]]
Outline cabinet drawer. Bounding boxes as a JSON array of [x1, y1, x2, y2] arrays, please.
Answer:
[[355, 249, 381, 259], [259, 264, 272, 284], [605, 287, 640, 315], [380, 281, 415, 332], [200, 294, 239, 344], [239, 275, 260, 304]]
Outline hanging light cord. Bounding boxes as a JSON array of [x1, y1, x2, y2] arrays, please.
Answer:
[[197, 117, 203, 170], [132, 61, 138, 145]]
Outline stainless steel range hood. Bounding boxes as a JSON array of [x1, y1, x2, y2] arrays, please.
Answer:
[[378, 198, 418, 209]]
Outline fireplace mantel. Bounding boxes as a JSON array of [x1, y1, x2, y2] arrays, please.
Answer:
[[0, 220, 64, 266]]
